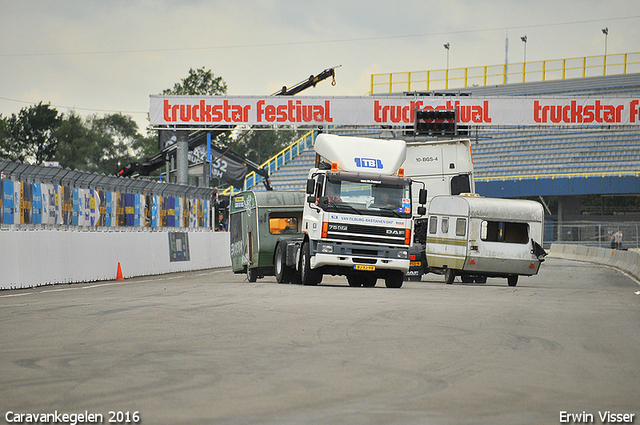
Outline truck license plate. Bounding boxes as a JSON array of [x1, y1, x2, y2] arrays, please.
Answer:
[[354, 264, 375, 271]]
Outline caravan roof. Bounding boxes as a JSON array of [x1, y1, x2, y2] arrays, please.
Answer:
[[429, 195, 544, 222]]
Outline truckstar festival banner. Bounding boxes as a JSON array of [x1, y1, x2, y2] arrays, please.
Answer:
[[150, 95, 640, 127]]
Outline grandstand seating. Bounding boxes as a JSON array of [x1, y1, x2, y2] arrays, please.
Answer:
[[257, 147, 315, 191], [471, 126, 640, 178], [234, 73, 640, 197]]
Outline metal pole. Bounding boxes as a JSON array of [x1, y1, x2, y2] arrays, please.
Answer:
[[176, 131, 189, 185], [557, 197, 563, 242], [203, 133, 211, 188]]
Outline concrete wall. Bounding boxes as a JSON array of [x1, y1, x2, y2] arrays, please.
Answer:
[[549, 243, 640, 281], [0, 230, 231, 290]]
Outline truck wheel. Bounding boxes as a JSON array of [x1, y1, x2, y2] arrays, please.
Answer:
[[507, 275, 518, 287], [275, 244, 292, 284], [347, 275, 363, 287], [444, 268, 456, 284], [301, 242, 321, 286], [247, 267, 257, 283], [385, 271, 403, 288], [362, 276, 377, 287]]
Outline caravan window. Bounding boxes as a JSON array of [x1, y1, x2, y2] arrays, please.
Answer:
[[428, 216, 438, 234], [441, 217, 449, 234], [481, 221, 529, 244], [456, 218, 467, 236]]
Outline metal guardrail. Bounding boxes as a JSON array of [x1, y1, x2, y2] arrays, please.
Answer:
[[371, 52, 640, 94], [0, 160, 216, 230]]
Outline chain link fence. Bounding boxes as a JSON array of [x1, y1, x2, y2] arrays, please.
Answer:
[[547, 220, 640, 249]]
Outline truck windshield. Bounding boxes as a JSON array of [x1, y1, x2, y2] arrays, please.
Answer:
[[323, 177, 412, 218]]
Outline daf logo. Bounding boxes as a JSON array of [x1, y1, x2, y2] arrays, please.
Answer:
[[386, 229, 404, 236]]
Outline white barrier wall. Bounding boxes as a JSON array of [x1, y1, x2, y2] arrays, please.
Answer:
[[549, 244, 640, 281], [0, 230, 231, 290]]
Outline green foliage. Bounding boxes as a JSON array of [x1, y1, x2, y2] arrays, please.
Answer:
[[0, 67, 235, 178], [0, 102, 61, 164], [162, 67, 227, 96], [53, 112, 151, 175]]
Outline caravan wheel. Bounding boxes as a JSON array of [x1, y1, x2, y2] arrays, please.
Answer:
[[247, 267, 257, 283], [507, 275, 518, 287], [444, 269, 456, 284]]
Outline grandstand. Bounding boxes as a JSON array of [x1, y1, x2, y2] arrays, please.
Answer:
[[225, 56, 640, 247]]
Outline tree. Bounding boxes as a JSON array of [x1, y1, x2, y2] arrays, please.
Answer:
[[162, 67, 227, 96], [87, 113, 143, 174], [0, 103, 61, 164], [54, 112, 148, 175], [53, 112, 98, 171], [0, 115, 8, 159]]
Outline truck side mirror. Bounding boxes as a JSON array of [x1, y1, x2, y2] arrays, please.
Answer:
[[318, 197, 329, 209], [306, 179, 315, 195], [419, 188, 427, 205], [417, 206, 427, 216]]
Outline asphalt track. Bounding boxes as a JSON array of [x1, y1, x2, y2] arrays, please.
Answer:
[[1, 257, 639, 425]]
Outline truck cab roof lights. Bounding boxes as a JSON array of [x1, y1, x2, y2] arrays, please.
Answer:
[[331, 162, 338, 172], [398, 168, 405, 177]]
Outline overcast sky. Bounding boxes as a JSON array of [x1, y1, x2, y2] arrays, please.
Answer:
[[1, 0, 639, 132]]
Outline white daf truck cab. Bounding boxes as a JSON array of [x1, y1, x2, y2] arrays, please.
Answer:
[[274, 133, 427, 288]]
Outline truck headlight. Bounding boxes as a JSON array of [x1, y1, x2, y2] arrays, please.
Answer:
[[321, 244, 334, 253], [397, 250, 408, 259]]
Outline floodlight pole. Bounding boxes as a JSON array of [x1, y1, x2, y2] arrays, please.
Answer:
[[521, 35, 527, 83], [444, 43, 450, 89], [602, 27, 609, 76]]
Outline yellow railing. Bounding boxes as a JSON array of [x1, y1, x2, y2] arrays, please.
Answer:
[[371, 52, 640, 94], [477, 170, 640, 182], [219, 130, 317, 196]]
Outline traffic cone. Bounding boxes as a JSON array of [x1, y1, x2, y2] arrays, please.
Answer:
[[115, 262, 125, 281]]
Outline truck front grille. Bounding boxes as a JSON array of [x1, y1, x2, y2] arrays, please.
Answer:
[[326, 223, 406, 246]]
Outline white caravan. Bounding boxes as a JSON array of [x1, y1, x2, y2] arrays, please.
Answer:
[[425, 194, 546, 286]]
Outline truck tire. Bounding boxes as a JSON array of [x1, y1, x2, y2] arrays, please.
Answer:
[[362, 276, 377, 287], [444, 268, 456, 284], [347, 275, 363, 287], [301, 242, 321, 286], [507, 275, 518, 287], [247, 267, 257, 283], [385, 270, 403, 288], [275, 244, 292, 284]]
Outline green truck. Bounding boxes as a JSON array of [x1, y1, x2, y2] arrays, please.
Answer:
[[229, 190, 305, 282]]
